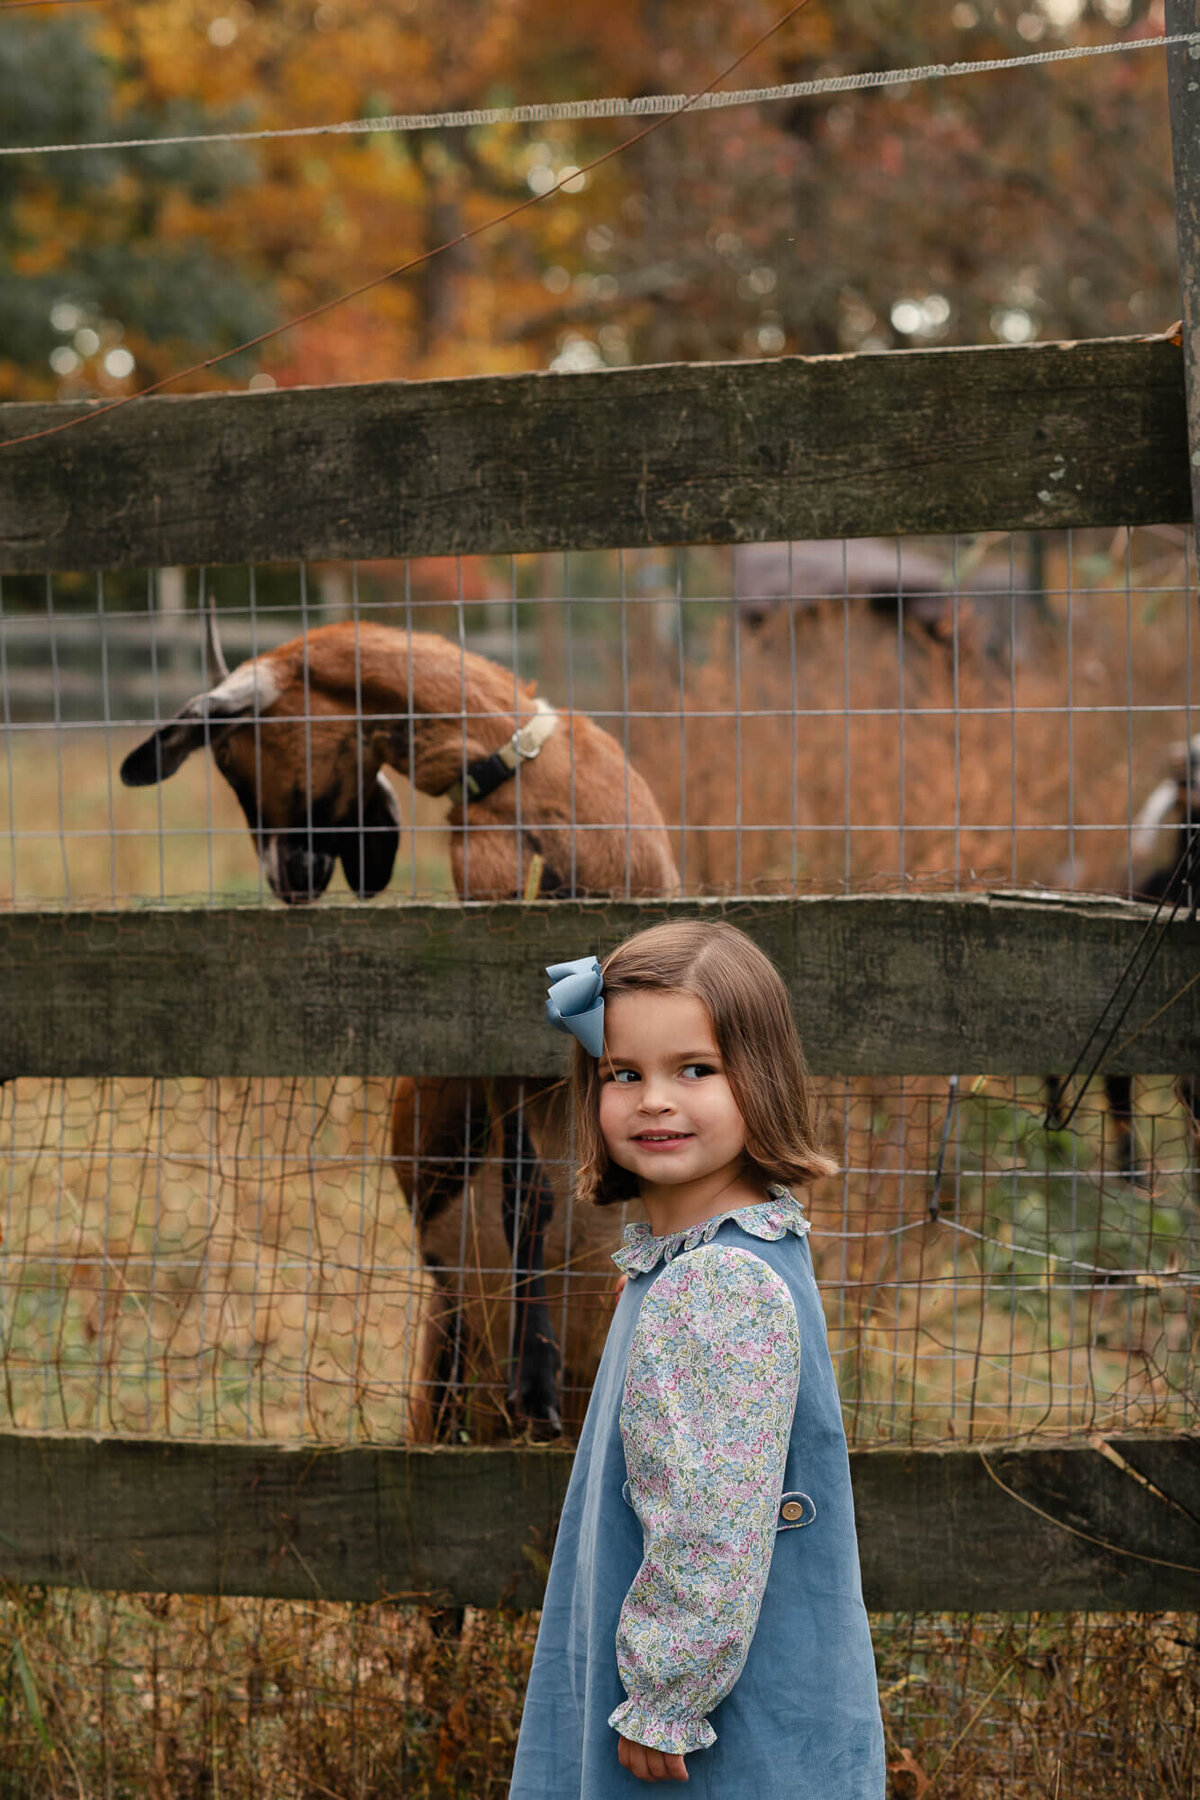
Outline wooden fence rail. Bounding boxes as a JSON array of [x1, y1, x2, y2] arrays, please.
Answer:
[[0, 335, 1189, 573], [3, 894, 1197, 1080], [3, 1430, 1196, 1613]]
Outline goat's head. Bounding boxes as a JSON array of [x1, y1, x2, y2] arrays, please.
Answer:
[[733, 540, 958, 638], [119, 615, 401, 905], [1131, 732, 1200, 865]]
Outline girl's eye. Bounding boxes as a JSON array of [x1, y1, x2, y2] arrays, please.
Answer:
[[611, 1069, 639, 1085], [680, 1063, 716, 1079]]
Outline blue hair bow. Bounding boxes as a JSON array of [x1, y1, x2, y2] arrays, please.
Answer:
[[545, 955, 604, 1057]]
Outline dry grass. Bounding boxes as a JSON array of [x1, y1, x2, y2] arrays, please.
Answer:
[[0, 1589, 539, 1799], [809, 1074, 1197, 1449], [625, 568, 1197, 897], [1, 1593, 1196, 1799], [0, 1076, 436, 1443], [4, 539, 1197, 910]]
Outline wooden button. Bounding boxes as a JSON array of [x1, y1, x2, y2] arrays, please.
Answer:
[[781, 1500, 804, 1522]]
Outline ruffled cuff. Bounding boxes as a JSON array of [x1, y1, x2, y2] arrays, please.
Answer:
[[607, 1696, 717, 1755]]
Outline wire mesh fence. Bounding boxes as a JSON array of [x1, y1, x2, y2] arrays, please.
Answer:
[[1, 1072, 1196, 1449], [2, 526, 1197, 1797], [2, 527, 1195, 909]]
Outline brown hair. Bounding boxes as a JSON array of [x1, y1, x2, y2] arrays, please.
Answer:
[[571, 919, 837, 1206]]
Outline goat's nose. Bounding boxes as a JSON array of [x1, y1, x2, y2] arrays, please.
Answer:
[[275, 845, 336, 903]]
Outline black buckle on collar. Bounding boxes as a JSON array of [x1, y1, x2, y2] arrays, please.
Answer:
[[457, 747, 517, 805]]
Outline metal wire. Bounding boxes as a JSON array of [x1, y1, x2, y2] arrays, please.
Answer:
[[5, 30, 1195, 160]]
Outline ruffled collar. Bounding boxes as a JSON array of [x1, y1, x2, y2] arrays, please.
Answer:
[[612, 1183, 810, 1275]]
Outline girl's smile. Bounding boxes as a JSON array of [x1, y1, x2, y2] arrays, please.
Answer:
[[599, 990, 764, 1234]]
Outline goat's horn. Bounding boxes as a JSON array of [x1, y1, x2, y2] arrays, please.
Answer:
[[204, 593, 230, 682]]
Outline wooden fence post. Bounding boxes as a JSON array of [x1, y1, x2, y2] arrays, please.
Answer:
[[1167, 0, 1200, 569]]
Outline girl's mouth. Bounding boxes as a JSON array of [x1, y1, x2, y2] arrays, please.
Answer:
[[633, 1132, 692, 1147]]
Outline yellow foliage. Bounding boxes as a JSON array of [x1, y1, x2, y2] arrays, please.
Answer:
[[19, 0, 855, 392], [13, 1, 1181, 394]]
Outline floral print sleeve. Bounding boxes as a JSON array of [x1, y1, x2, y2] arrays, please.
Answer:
[[608, 1245, 802, 1756]]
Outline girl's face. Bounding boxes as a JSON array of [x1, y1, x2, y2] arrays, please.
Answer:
[[599, 990, 755, 1220]]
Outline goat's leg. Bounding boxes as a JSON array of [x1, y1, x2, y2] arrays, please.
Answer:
[[390, 1077, 492, 1439], [500, 1103, 562, 1438], [390, 1077, 492, 1226], [1104, 1074, 1143, 1184], [407, 1268, 463, 1444], [1044, 1075, 1069, 1132]]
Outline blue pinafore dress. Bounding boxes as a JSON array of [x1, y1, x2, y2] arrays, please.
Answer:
[[509, 1187, 885, 1799]]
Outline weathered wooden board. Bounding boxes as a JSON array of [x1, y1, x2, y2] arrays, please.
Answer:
[[2, 1431, 1196, 1612], [0, 1434, 567, 1610], [0, 337, 1189, 573], [854, 1432, 1200, 1613], [1, 893, 1196, 1079]]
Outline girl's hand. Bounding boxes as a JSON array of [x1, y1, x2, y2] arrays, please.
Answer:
[[618, 1735, 689, 1783]]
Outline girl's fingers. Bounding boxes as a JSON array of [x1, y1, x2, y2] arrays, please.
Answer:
[[618, 1734, 689, 1783], [619, 1736, 646, 1779], [621, 1737, 656, 1782]]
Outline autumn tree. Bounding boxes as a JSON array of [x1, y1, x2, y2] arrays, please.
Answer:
[[0, 13, 273, 400], [0, 0, 1182, 398], [489, 0, 1179, 369]]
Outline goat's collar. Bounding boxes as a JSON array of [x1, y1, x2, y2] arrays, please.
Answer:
[[445, 697, 558, 808]]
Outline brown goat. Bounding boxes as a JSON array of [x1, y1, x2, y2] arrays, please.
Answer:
[[120, 618, 680, 1437]]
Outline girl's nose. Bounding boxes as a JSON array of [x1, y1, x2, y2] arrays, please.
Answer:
[[637, 1078, 674, 1113]]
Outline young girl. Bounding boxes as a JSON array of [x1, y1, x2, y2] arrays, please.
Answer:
[[510, 920, 885, 1799]]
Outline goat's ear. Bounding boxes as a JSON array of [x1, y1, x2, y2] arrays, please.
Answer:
[[340, 769, 401, 898], [119, 702, 231, 787], [120, 662, 280, 788]]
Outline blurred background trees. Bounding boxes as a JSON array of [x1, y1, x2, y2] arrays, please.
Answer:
[[0, 0, 1180, 400], [0, 11, 272, 399]]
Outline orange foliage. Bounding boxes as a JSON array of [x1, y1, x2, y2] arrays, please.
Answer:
[[36, 0, 1174, 398], [0, 0, 1174, 429]]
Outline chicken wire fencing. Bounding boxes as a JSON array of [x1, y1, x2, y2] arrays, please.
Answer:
[[1, 528, 1198, 1798], [1, 1071, 1197, 1448], [0, 1066, 1197, 1799]]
